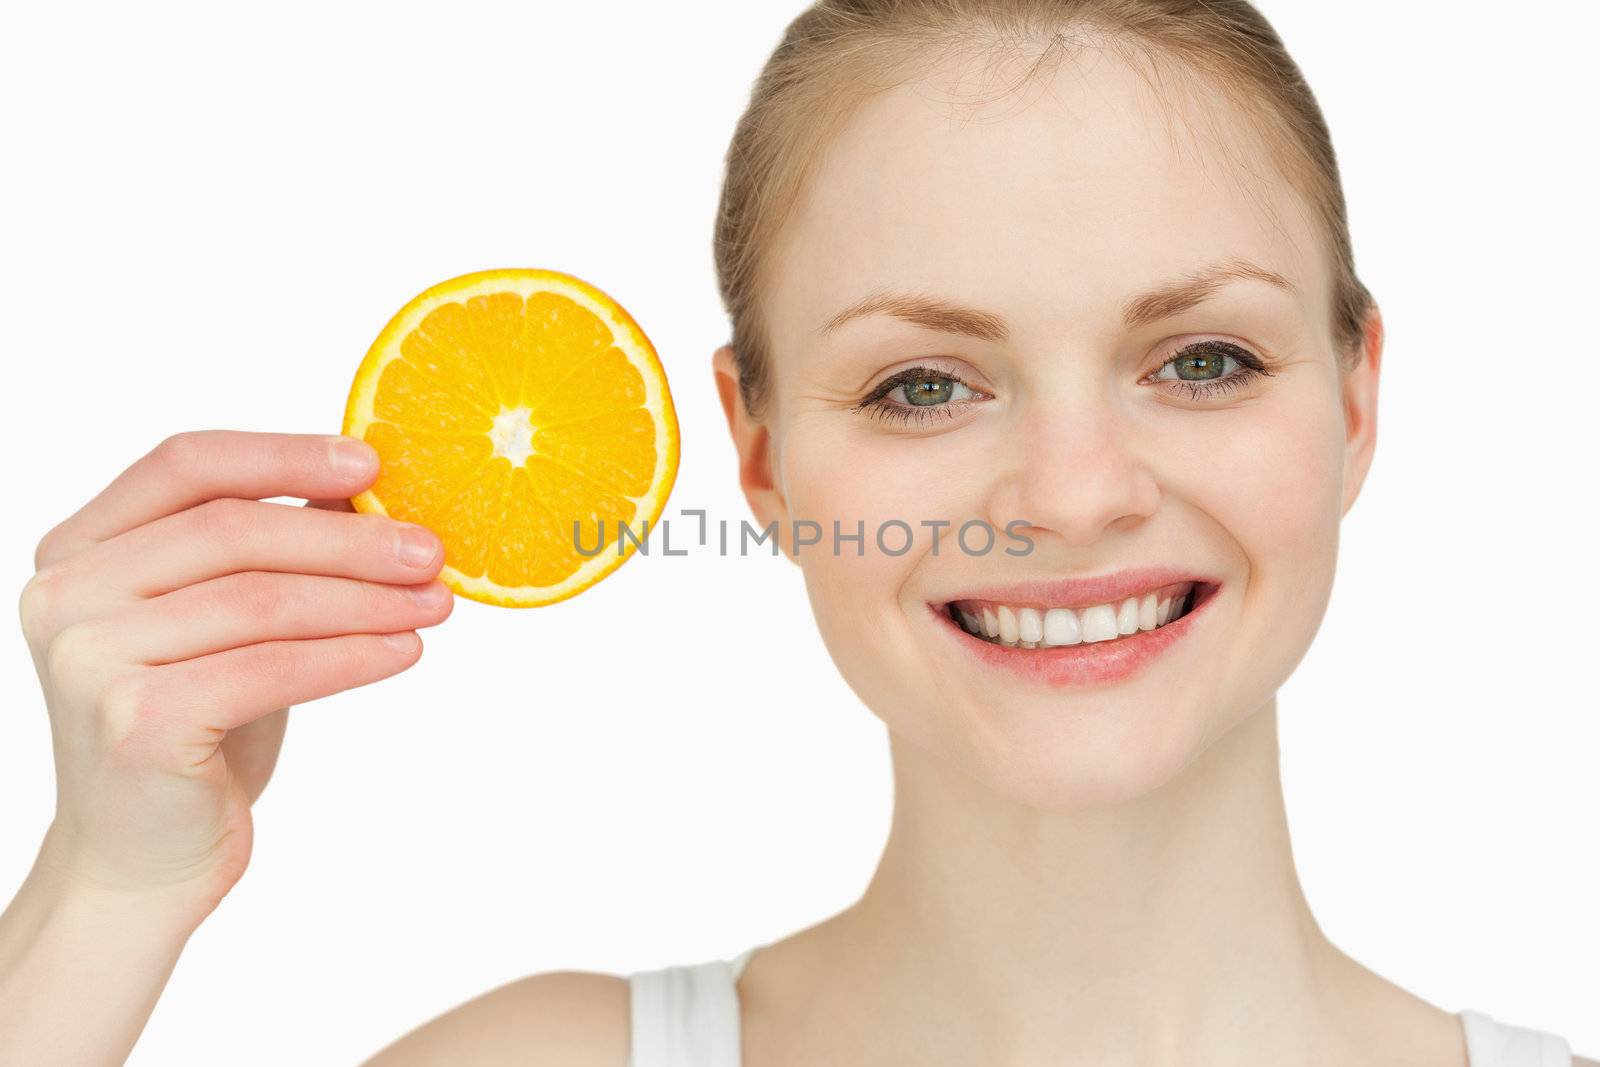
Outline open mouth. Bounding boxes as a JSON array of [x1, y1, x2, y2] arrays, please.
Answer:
[[941, 580, 1219, 649]]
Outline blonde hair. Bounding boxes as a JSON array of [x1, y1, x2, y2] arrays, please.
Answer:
[[713, 0, 1372, 420]]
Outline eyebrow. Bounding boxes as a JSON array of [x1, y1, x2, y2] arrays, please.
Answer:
[[817, 257, 1295, 342]]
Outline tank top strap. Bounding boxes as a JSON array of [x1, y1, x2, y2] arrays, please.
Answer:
[[626, 951, 749, 1067], [1459, 1009, 1573, 1067]]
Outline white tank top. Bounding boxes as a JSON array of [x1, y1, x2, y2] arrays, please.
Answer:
[[625, 947, 1575, 1066]]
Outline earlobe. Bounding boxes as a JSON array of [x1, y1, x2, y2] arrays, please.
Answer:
[[1339, 305, 1384, 517]]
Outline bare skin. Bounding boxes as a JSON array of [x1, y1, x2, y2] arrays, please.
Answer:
[[1, 430, 454, 1064], [731, 708, 1464, 1067]]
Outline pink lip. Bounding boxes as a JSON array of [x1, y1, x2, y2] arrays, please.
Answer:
[[940, 567, 1220, 612], [928, 574, 1221, 688]]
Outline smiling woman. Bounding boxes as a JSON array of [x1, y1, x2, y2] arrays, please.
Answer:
[[1, 1, 1591, 1066], [358, 0, 1588, 1063], [674, 0, 1580, 1063]]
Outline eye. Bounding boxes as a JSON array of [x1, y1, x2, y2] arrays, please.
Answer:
[[1146, 339, 1275, 401], [853, 366, 984, 425]]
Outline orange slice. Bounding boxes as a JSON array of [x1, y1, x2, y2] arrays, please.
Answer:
[[342, 268, 679, 607]]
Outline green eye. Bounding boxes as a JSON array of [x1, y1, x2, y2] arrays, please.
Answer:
[[1172, 350, 1228, 380], [890, 373, 974, 407], [854, 366, 984, 426], [902, 376, 959, 405], [1150, 340, 1275, 400]]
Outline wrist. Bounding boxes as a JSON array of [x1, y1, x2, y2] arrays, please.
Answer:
[[28, 824, 220, 937]]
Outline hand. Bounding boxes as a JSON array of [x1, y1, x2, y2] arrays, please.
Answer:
[[15, 430, 454, 917]]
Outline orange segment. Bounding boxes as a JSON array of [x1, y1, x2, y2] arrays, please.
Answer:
[[343, 268, 680, 607]]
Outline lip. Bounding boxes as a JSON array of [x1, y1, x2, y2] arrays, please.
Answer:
[[928, 572, 1221, 688], [938, 567, 1220, 612]]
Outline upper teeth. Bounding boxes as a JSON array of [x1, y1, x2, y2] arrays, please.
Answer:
[[950, 582, 1197, 648]]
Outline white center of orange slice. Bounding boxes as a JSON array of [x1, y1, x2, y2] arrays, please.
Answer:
[[488, 406, 537, 468]]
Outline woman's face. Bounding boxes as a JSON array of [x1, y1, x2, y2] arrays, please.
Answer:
[[716, 44, 1379, 807]]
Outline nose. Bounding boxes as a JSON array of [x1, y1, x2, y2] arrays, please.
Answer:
[[983, 393, 1162, 550]]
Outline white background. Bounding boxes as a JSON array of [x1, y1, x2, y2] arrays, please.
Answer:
[[2, 1, 1595, 1061]]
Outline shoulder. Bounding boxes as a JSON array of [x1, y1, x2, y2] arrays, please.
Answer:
[[358, 969, 631, 1066]]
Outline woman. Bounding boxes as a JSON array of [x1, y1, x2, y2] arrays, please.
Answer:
[[1, 1, 1588, 1064]]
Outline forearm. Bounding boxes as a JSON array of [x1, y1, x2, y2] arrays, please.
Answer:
[[0, 842, 205, 1066]]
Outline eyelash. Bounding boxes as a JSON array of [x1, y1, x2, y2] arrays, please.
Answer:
[[853, 341, 1274, 424], [1145, 340, 1275, 401], [852, 366, 984, 425]]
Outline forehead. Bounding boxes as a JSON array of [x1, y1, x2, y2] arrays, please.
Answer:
[[765, 41, 1327, 354]]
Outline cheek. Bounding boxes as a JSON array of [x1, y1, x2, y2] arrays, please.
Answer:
[[1197, 389, 1346, 575], [1170, 382, 1347, 718], [781, 425, 943, 600], [778, 422, 982, 678], [782, 414, 981, 514]]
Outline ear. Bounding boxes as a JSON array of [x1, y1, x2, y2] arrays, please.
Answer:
[[712, 345, 795, 560], [1339, 304, 1383, 517]]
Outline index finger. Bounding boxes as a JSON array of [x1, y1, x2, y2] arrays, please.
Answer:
[[34, 430, 378, 569]]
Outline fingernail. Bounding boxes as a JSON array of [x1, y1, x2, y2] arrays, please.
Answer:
[[396, 526, 440, 567], [332, 438, 376, 478], [405, 581, 449, 606], [382, 631, 418, 651]]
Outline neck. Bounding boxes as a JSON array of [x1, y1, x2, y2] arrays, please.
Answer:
[[790, 699, 1444, 1065]]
